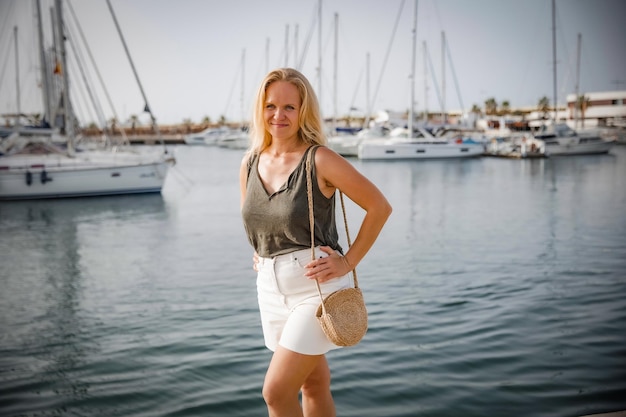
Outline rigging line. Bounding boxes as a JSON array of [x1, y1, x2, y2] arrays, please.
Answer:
[[444, 36, 464, 112], [555, 3, 573, 100], [66, 45, 94, 132], [371, 0, 406, 111], [222, 55, 242, 120], [105, 0, 164, 153], [67, 0, 125, 138], [0, 35, 13, 101], [296, 3, 318, 70], [64, 17, 106, 130], [348, 65, 364, 112], [0, 7, 15, 86], [430, 0, 445, 32], [514, 2, 543, 107], [424, 41, 443, 112]]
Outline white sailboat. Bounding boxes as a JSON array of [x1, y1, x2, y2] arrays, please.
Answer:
[[533, 123, 614, 156], [357, 0, 483, 160], [358, 126, 484, 160], [0, 0, 174, 200], [533, 0, 615, 156]]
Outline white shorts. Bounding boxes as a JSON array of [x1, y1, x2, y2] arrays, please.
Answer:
[[256, 246, 351, 355]]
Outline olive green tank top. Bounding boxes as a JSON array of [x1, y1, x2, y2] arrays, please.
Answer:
[[242, 146, 341, 258]]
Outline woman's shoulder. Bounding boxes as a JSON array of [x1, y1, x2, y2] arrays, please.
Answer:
[[240, 150, 258, 176], [313, 144, 344, 165]]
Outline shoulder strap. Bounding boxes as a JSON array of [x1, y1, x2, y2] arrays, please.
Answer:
[[306, 145, 359, 306], [246, 152, 258, 179]]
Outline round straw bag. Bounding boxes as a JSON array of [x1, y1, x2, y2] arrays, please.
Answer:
[[306, 146, 368, 347], [315, 287, 368, 346]]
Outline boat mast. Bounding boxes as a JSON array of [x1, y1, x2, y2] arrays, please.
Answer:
[[284, 24, 289, 67], [441, 31, 446, 125], [551, 0, 557, 123], [105, 0, 165, 150], [423, 41, 428, 125], [36, 0, 52, 125], [240, 48, 245, 126], [317, 0, 322, 115], [408, 0, 417, 138], [13, 26, 21, 129], [364, 52, 370, 129], [294, 24, 299, 68], [333, 12, 338, 134], [55, 0, 75, 154], [575, 32, 581, 129]]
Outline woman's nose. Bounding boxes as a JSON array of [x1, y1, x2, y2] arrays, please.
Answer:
[[274, 108, 284, 119]]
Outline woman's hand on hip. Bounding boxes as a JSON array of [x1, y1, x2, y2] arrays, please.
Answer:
[[304, 246, 351, 282]]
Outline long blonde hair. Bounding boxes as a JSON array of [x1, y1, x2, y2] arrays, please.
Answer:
[[248, 68, 326, 154]]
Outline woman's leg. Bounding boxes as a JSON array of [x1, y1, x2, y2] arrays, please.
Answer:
[[263, 346, 335, 417], [301, 355, 336, 417]]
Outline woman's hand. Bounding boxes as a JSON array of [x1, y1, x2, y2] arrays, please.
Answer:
[[304, 246, 352, 282], [252, 252, 259, 271]]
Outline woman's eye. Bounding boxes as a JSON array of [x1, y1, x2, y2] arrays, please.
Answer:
[[265, 104, 275, 110]]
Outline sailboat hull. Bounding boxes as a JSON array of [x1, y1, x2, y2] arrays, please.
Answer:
[[543, 138, 615, 156], [358, 139, 484, 160], [0, 152, 172, 200]]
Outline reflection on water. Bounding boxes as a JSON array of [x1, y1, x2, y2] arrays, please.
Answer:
[[0, 195, 168, 414], [1, 146, 625, 417]]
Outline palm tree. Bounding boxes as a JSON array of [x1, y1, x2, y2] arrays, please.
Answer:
[[470, 104, 482, 127], [218, 115, 227, 126], [500, 100, 510, 115], [537, 96, 550, 120], [182, 118, 193, 133], [201, 116, 211, 127], [576, 94, 590, 128], [484, 98, 498, 115]]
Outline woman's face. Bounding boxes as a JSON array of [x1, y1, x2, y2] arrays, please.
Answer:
[[264, 81, 301, 142]]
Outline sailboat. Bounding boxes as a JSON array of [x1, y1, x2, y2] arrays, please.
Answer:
[[533, 0, 615, 156], [0, 0, 174, 200], [357, 0, 484, 160]]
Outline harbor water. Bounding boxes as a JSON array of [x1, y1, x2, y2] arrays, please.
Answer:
[[1, 145, 625, 417]]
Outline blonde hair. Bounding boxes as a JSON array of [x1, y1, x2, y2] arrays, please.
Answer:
[[248, 68, 326, 154]]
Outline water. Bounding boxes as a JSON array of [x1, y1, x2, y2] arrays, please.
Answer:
[[1, 145, 625, 417]]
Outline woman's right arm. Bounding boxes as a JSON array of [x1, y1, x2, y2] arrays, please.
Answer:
[[239, 153, 250, 209]]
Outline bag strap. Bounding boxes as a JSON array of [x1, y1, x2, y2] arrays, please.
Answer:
[[306, 146, 359, 311]]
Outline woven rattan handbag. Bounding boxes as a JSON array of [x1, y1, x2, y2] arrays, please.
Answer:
[[305, 146, 368, 347]]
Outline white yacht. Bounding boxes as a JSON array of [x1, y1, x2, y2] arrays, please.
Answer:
[[533, 123, 615, 156]]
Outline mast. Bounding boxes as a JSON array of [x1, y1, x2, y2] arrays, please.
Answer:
[[408, 0, 417, 138], [317, 0, 322, 113], [423, 41, 428, 124], [241, 48, 245, 125], [441, 31, 446, 125], [36, 0, 52, 125], [294, 24, 299, 69], [364, 52, 370, 128], [55, 0, 75, 153], [13, 26, 21, 129], [284, 24, 289, 67], [575, 33, 581, 128], [551, 0, 557, 123], [265, 37, 269, 73], [333, 12, 338, 134]]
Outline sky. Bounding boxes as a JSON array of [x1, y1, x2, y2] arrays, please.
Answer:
[[1, 0, 625, 127]]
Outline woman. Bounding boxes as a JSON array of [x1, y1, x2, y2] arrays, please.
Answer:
[[240, 68, 391, 417]]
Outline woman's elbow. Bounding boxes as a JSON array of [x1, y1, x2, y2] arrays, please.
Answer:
[[378, 197, 393, 222]]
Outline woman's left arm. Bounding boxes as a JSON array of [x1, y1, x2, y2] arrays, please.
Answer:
[[312, 146, 392, 274]]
